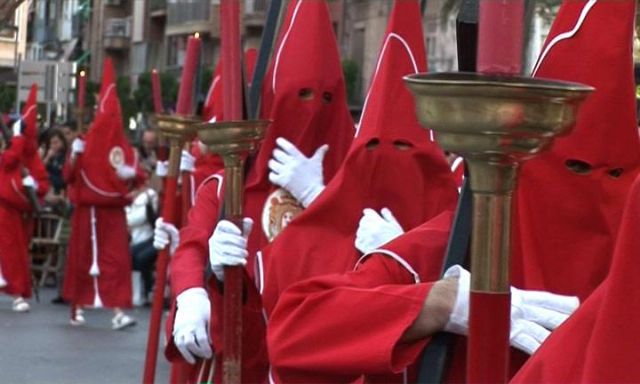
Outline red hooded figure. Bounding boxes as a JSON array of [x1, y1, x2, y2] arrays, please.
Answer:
[[166, 1, 354, 382], [63, 58, 143, 309], [0, 84, 48, 303], [21, 84, 50, 206], [512, 0, 640, 301], [0, 136, 31, 301], [260, 0, 457, 315], [264, 1, 458, 381]]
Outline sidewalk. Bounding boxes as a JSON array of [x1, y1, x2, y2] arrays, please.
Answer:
[[0, 287, 170, 383]]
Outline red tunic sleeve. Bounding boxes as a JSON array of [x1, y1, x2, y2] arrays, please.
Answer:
[[267, 211, 454, 383], [268, 256, 434, 383], [170, 174, 223, 296]]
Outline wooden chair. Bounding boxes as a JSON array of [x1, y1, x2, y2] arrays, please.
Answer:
[[30, 213, 68, 287]]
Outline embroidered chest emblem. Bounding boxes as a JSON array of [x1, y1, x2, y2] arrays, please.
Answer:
[[262, 188, 303, 242], [109, 146, 125, 169]]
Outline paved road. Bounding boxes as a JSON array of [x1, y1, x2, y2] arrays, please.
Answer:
[[0, 287, 170, 383]]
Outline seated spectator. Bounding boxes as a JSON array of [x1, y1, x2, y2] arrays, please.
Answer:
[[42, 128, 68, 210], [125, 165, 159, 306]]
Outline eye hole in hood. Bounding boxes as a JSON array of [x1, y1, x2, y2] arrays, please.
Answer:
[[366, 138, 380, 150], [565, 159, 592, 175], [393, 140, 413, 151], [298, 88, 314, 101], [608, 168, 624, 179], [322, 92, 333, 104]]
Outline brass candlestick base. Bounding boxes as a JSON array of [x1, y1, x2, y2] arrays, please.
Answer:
[[405, 72, 593, 383], [196, 119, 268, 384], [152, 114, 201, 176]]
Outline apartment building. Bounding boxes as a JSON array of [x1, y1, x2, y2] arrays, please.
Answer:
[[0, 0, 29, 84]]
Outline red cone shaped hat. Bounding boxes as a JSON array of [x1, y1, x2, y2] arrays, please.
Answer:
[[513, 0, 640, 300], [81, 57, 137, 202], [258, 0, 458, 315], [21, 84, 38, 157], [202, 49, 260, 123]]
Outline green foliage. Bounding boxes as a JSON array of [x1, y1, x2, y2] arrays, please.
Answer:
[[133, 72, 154, 113], [133, 71, 178, 114], [200, 66, 213, 101], [342, 59, 360, 103], [0, 84, 16, 113], [116, 75, 135, 128]]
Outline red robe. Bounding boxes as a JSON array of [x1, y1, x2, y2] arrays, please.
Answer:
[[511, 173, 640, 383], [0, 137, 32, 298], [62, 58, 142, 308]]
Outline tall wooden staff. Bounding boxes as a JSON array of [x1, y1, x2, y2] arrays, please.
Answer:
[[142, 36, 201, 384], [219, 1, 243, 382]]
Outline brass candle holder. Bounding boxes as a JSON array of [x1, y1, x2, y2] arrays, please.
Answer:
[[143, 113, 200, 384], [196, 119, 268, 384], [405, 72, 592, 383]]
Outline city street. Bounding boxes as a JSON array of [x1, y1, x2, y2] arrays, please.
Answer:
[[0, 288, 169, 383]]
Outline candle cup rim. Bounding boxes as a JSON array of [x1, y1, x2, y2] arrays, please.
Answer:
[[404, 72, 594, 94]]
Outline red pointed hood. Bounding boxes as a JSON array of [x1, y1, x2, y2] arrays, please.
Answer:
[[202, 49, 260, 123], [513, 0, 640, 299], [258, 0, 458, 315], [202, 60, 223, 122], [239, 0, 355, 273], [21, 84, 39, 157], [81, 57, 137, 203]]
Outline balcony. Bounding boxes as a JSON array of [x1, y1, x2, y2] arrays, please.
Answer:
[[150, 0, 167, 17], [103, 17, 130, 50], [166, 0, 216, 36], [244, 0, 269, 28]]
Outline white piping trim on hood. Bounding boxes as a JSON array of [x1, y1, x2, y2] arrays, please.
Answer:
[[532, 0, 598, 75]]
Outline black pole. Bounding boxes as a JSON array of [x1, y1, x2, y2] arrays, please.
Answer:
[[415, 1, 477, 382], [248, 0, 286, 119]]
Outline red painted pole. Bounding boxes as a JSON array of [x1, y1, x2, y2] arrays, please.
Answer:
[[477, 0, 525, 74], [151, 69, 163, 115], [143, 32, 200, 384], [468, 1, 525, 383], [142, 144, 180, 384], [220, 1, 244, 383]]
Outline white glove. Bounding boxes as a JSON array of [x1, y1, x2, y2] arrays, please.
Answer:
[[153, 218, 180, 254], [22, 175, 37, 189], [173, 287, 212, 364], [443, 265, 580, 355], [71, 138, 85, 155], [156, 160, 169, 177], [12, 119, 22, 136], [116, 165, 136, 180], [208, 218, 253, 282], [180, 150, 195, 173], [268, 137, 327, 208], [355, 208, 404, 253]]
